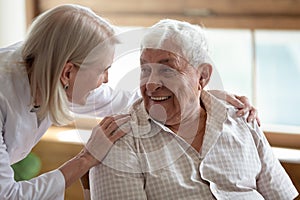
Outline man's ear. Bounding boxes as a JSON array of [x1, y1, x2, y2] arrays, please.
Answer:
[[198, 63, 212, 88], [60, 62, 76, 85]]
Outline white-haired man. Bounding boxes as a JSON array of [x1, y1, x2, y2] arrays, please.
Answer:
[[89, 19, 298, 199]]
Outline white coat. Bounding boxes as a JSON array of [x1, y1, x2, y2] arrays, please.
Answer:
[[0, 42, 139, 199]]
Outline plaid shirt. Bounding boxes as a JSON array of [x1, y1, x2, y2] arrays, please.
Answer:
[[90, 90, 298, 200]]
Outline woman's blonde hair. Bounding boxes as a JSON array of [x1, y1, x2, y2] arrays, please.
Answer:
[[22, 4, 117, 125]]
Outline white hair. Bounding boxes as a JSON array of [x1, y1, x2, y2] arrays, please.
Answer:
[[141, 19, 210, 68]]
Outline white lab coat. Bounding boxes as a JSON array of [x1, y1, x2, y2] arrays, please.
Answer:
[[0, 42, 139, 199]]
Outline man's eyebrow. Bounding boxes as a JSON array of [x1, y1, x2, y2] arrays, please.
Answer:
[[140, 58, 172, 64], [159, 58, 171, 63]]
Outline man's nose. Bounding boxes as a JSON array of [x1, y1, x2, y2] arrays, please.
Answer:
[[145, 73, 162, 92]]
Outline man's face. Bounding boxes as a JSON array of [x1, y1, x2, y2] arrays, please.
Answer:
[[140, 48, 201, 127]]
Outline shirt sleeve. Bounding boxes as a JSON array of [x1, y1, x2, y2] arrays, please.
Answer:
[[249, 121, 299, 199], [69, 85, 140, 117], [0, 135, 66, 199], [89, 137, 147, 200]]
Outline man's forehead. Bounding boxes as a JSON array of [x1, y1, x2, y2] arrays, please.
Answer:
[[141, 48, 190, 65], [141, 48, 182, 59]]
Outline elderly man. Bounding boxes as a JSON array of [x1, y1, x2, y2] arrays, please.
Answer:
[[89, 19, 298, 199]]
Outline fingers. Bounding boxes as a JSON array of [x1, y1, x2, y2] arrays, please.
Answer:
[[235, 95, 251, 116], [234, 96, 261, 126], [109, 126, 130, 143], [256, 116, 261, 127], [246, 107, 261, 126], [235, 95, 250, 108], [246, 107, 256, 122], [236, 105, 261, 126], [98, 114, 131, 142], [226, 94, 245, 109], [99, 114, 130, 128]]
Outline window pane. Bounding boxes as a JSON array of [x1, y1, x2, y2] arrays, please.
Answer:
[[205, 29, 253, 99], [256, 30, 300, 126], [107, 27, 144, 92]]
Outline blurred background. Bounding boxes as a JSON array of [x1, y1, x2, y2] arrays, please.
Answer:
[[1, 0, 299, 199]]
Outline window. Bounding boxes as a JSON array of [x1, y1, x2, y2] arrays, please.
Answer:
[[255, 30, 300, 127], [204, 29, 253, 100]]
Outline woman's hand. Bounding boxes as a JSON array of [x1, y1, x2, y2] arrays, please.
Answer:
[[59, 114, 131, 189], [209, 90, 260, 126], [231, 95, 260, 126], [85, 114, 131, 163]]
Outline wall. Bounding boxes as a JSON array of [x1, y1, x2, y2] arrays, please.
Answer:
[[0, 0, 26, 46]]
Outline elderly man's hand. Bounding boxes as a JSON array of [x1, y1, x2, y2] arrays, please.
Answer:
[[209, 90, 260, 126]]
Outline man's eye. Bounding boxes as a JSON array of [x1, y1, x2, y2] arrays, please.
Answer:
[[162, 68, 173, 73], [141, 66, 151, 76], [160, 67, 177, 77]]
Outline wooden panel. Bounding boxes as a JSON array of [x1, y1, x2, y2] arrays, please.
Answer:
[[185, 0, 300, 15], [281, 163, 300, 200], [95, 14, 300, 30], [28, 0, 300, 29], [38, 0, 184, 13], [38, 0, 300, 15], [32, 140, 84, 200], [25, 0, 39, 26], [265, 131, 300, 149]]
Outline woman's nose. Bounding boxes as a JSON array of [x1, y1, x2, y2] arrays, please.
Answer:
[[103, 70, 108, 83], [96, 71, 108, 88]]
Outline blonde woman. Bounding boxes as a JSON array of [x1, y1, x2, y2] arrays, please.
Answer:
[[0, 4, 257, 200], [0, 4, 131, 199]]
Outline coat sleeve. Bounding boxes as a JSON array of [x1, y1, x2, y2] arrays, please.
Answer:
[[0, 96, 65, 200], [69, 84, 140, 117]]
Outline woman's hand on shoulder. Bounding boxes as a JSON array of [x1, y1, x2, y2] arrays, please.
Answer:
[[209, 90, 260, 126], [85, 114, 131, 163]]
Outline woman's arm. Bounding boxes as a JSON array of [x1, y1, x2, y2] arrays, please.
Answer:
[[0, 135, 65, 199]]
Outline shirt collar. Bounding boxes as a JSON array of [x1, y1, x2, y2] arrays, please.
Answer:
[[129, 90, 228, 140], [199, 90, 228, 158]]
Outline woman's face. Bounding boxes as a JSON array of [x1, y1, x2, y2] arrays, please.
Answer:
[[67, 48, 114, 105]]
